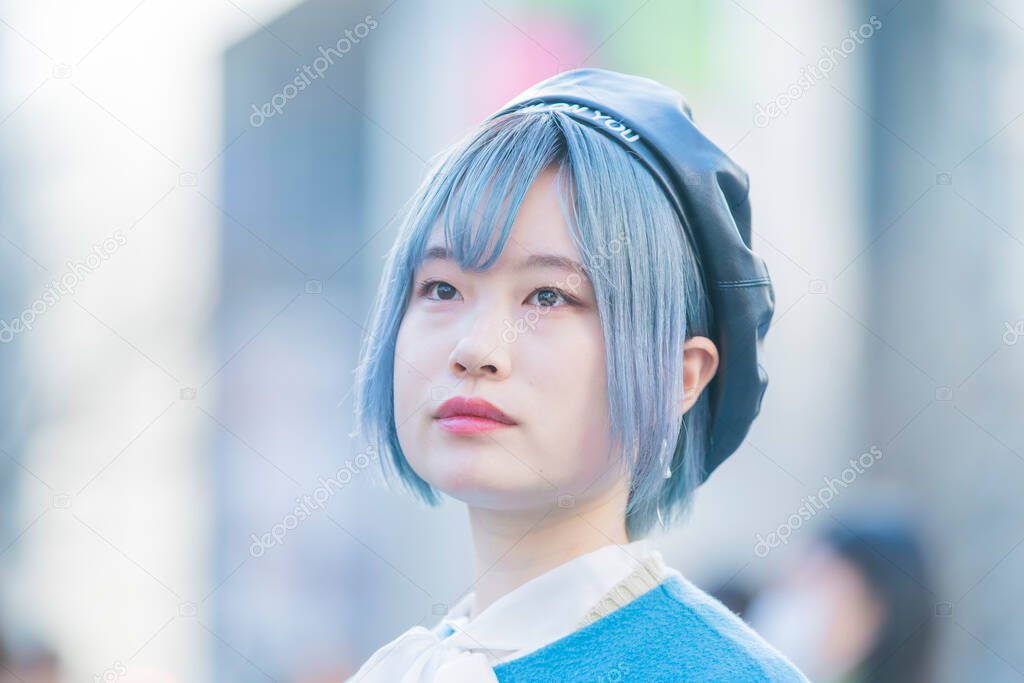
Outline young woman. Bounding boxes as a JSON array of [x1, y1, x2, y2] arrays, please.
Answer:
[[347, 68, 808, 682]]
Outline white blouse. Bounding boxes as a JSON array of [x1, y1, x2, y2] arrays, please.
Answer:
[[347, 539, 663, 682]]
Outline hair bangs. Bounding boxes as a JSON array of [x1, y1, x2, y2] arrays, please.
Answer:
[[404, 112, 570, 275]]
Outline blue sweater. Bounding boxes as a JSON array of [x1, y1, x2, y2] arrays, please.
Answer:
[[486, 571, 810, 682]]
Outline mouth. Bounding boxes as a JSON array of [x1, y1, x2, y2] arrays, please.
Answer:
[[433, 396, 518, 435]]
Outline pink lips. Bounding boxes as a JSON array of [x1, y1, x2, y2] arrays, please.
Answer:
[[434, 396, 518, 435]]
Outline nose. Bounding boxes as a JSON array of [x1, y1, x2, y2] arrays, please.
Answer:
[[449, 329, 510, 381]]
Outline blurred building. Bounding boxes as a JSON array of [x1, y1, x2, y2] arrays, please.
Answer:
[[0, 1, 1021, 681]]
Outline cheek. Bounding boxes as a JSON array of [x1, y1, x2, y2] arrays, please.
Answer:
[[393, 313, 441, 422], [393, 315, 441, 482], [521, 318, 612, 476]]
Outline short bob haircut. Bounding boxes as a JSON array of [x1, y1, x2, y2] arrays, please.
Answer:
[[353, 107, 714, 540]]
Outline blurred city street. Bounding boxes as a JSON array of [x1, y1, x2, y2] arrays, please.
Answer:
[[0, 1, 1022, 680]]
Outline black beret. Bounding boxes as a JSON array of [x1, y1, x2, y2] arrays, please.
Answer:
[[491, 68, 775, 482]]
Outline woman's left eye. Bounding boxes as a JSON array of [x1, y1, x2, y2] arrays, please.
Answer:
[[527, 287, 576, 308]]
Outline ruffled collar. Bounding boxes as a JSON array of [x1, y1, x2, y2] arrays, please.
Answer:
[[347, 539, 661, 682]]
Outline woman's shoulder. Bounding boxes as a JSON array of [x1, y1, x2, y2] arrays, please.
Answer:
[[492, 567, 810, 683], [653, 568, 810, 681]]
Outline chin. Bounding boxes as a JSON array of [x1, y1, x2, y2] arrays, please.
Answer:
[[424, 459, 548, 509], [426, 461, 506, 500], [442, 487, 553, 511]]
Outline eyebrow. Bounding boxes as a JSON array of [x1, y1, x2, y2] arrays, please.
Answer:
[[422, 245, 591, 280]]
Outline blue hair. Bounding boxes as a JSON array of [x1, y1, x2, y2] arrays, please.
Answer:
[[353, 109, 713, 539]]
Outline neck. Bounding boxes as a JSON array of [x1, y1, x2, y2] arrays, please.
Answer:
[[465, 481, 630, 619]]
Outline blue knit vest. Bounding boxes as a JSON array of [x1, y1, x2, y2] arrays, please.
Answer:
[[478, 571, 810, 682]]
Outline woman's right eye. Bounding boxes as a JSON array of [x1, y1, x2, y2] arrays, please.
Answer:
[[418, 279, 462, 302]]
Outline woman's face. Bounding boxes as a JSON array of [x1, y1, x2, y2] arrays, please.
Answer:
[[393, 167, 626, 511]]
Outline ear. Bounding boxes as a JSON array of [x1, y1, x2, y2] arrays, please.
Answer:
[[679, 336, 719, 416]]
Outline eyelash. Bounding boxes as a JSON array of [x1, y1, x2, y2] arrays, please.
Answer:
[[415, 279, 581, 307]]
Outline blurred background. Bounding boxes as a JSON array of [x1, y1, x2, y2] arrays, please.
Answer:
[[0, 0, 1022, 680]]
